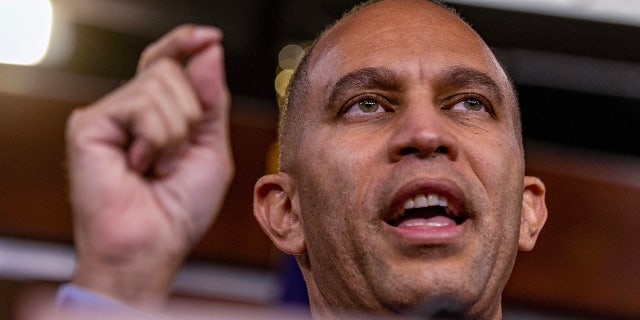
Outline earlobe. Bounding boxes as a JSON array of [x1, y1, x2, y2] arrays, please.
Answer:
[[253, 174, 306, 255], [519, 176, 548, 251]]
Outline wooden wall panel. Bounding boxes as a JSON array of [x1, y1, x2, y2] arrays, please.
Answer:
[[0, 94, 74, 242]]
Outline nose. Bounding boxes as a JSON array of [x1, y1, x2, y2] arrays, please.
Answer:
[[387, 103, 459, 162]]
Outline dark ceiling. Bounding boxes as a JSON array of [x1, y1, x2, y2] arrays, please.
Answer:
[[38, 0, 640, 158]]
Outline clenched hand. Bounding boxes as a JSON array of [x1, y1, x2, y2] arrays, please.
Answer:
[[65, 25, 234, 310]]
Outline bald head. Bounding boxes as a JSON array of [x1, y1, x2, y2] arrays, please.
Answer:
[[278, 0, 520, 173]]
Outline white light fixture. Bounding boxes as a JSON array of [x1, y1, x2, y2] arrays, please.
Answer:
[[0, 0, 53, 66], [446, 0, 640, 27]]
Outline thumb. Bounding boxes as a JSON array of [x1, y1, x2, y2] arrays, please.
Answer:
[[186, 42, 230, 116], [185, 41, 231, 149]]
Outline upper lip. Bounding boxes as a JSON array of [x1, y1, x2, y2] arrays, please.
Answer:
[[383, 178, 471, 224]]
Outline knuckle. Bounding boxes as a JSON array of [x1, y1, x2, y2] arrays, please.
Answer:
[[130, 109, 163, 148], [184, 104, 203, 123], [145, 58, 182, 78], [66, 108, 83, 129], [65, 108, 85, 142], [142, 128, 167, 150], [65, 106, 100, 148], [138, 44, 157, 68], [165, 119, 188, 143]]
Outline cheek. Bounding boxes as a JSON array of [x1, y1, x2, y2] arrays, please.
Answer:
[[294, 141, 374, 288], [461, 132, 524, 288], [300, 127, 381, 196], [296, 131, 382, 241], [297, 139, 355, 233], [465, 123, 523, 190], [465, 131, 524, 232]]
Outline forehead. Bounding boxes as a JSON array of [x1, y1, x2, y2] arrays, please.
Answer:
[[306, 0, 509, 97]]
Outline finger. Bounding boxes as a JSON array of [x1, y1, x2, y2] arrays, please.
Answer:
[[186, 42, 231, 146], [154, 59, 204, 128], [128, 107, 167, 174], [138, 25, 223, 72], [188, 42, 228, 111], [145, 64, 202, 176], [126, 59, 204, 175], [146, 63, 193, 146]]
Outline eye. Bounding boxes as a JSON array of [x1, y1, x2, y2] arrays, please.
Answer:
[[451, 97, 488, 112], [345, 98, 387, 114]]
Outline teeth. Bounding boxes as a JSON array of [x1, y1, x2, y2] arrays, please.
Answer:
[[403, 198, 414, 209], [415, 194, 428, 207], [427, 194, 439, 206], [403, 193, 448, 210]]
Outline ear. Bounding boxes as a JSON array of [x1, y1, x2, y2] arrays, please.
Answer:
[[253, 173, 306, 255], [519, 176, 548, 251]]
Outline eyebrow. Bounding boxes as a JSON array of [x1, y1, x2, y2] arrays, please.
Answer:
[[324, 66, 507, 112], [325, 67, 400, 110], [435, 67, 506, 105]]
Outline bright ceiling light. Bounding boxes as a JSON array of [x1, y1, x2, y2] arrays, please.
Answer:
[[446, 0, 640, 27], [0, 0, 53, 66]]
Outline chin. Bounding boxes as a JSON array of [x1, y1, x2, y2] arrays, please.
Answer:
[[385, 281, 504, 319], [368, 269, 491, 318]]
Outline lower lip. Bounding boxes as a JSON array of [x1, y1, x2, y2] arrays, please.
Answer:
[[384, 219, 469, 245]]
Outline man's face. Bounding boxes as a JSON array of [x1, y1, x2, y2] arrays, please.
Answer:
[[290, 0, 525, 317]]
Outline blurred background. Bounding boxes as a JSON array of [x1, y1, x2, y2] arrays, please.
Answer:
[[1, 0, 639, 319]]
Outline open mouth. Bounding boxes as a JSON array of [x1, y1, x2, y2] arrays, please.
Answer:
[[385, 193, 468, 227]]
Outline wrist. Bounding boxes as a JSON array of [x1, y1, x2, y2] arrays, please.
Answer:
[[71, 251, 183, 311]]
